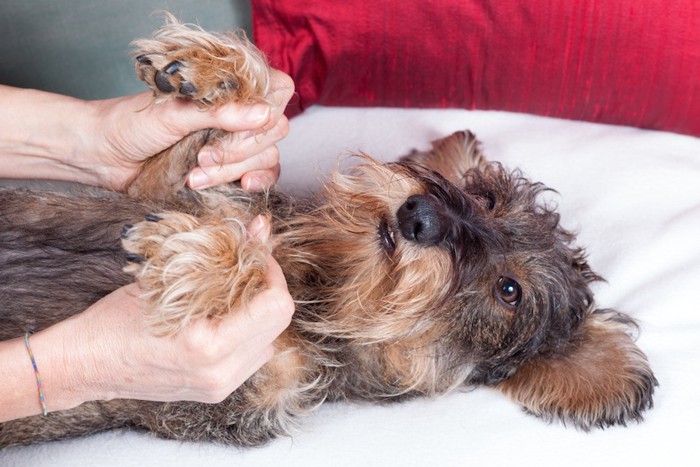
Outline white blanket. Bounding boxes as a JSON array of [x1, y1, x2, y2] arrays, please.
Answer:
[[2, 107, 698, 466]]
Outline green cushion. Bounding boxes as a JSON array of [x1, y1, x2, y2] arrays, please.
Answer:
[[0, 0, 252, 99]]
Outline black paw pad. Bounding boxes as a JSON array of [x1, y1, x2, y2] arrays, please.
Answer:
[[155, 71, 176, 93], [179, 82, 198, 97]]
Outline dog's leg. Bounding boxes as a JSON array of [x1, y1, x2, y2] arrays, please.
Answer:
[[125, 13, 270, 200]]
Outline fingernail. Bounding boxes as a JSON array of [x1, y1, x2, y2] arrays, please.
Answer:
[[198, 148, 221, 167], [241, 104, 269, 123], [188, 169, 210, 189], [242, 175, 265, 191], [247, 215, 270, 241]]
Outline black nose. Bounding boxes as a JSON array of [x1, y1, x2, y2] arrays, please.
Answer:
[[397, 194, 448, 245]]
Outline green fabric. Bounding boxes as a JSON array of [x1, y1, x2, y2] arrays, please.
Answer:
[[0, 0, 252, 99]]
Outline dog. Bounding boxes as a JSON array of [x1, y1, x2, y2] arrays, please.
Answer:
[[0, 15, 656, 448]]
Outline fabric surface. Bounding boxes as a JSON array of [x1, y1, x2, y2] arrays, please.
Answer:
[[252, 0, 700, 136], [1, 107, 698, 466]]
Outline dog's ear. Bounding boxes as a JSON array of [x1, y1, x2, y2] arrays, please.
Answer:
[[495, 310, 657, 430], [400, 130, 488, 184]]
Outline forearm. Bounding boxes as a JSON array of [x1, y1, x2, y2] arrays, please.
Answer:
[[0, 85, 103, 186]]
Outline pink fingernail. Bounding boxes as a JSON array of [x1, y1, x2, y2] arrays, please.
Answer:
[[198, 149, 221, 167], [241, 104, 269, 123], [243, 175, 264, 191], [188, 170, 211, 189], [247, 215, 269, 239]]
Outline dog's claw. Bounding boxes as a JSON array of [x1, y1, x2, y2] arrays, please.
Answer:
[[218, 78, 239, 91], [125, 253, 146, 264], [136, 54, 152, 65], [121, 224, 133, 239], [164, 60, 182, 74], [145, 214, 162, 222]]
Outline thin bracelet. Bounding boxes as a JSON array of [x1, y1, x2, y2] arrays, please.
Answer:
[[24, 331, 48, 416]]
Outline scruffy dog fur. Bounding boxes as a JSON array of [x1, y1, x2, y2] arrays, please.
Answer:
[[0, 15, 656, 448]]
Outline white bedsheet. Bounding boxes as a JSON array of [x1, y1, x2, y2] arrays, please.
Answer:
[[2, 107, 698, 466]]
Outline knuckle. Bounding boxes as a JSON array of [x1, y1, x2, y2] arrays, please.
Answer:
[[274, 115, 289, 139], [273, 71, 295, 98], [198, 373, 231, 403], [266, 289, 295, 325], [263, 145, 280, 167], [182, 329, 223, 364]]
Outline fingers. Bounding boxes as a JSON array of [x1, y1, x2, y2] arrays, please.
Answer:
[[241, 165, 281, 191], [216, 215, 294, 348], [218, 252, 294, 343], [246, 214, 271, 242], [187, 116, 287, 190], [185, 69, 293, 190], [217, 216, 293, 373], [190, 238, 292, 402], [186, 69, 294, 134]]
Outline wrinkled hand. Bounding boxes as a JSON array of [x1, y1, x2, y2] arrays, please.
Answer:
[[88, 69, 294, 192], [51, 216, 294, 406]]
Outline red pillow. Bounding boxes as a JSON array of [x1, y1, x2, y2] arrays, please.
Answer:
[[252, 0, 700, 136]]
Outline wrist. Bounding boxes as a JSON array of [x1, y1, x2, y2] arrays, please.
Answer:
[[27, 319, 97, 414]]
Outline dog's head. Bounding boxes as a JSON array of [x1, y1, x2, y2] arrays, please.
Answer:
[[288, 130, 656, 429]]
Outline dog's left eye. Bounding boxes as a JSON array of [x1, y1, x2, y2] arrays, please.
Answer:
[[495, 276, 522, 307]]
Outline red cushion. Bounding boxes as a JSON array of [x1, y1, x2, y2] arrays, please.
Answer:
[[252, 0, 700, 136]]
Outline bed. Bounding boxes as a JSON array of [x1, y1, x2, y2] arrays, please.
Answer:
[[1, 105, 698, 466], [2, 0, 699, 465]]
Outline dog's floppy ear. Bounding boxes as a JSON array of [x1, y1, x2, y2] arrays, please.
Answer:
[[400, 130, 488, 184], [495, 310, 657, 430]]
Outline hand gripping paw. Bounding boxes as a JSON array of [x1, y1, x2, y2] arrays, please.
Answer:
[[122, 211, 269, 335]]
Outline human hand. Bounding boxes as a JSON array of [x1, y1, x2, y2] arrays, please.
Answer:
[[33, 216, 293, 410], [86, 69, 294, 192]]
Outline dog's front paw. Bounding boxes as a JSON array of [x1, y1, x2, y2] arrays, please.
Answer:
[[132, 12, 270, 106], [122, 211, 269, 335]]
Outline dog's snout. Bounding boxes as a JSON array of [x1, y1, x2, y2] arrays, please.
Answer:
[[397, 194, 448, 245]]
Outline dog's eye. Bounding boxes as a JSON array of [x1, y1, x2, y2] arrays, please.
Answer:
[[484, 192, 496, 210], [495, 276, 522, 307], [474, 191, 496, 210]]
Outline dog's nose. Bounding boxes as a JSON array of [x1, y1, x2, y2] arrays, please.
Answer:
[[397, 194, 448, 245]]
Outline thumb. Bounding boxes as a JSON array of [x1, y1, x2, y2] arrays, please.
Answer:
[[246, 215, 271, 243], [189, 101, 271, 133]]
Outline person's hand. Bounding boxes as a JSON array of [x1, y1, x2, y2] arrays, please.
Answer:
[[32, 216, 294, 410], [86, 69, 294, 192]]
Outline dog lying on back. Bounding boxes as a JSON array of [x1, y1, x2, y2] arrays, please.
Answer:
[[0, 15, 656, 448]]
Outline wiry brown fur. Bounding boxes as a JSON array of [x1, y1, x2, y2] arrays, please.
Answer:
[[0, 15, 656, 449]]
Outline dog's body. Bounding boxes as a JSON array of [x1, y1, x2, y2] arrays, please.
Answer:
[[0, 16, 656, 448]]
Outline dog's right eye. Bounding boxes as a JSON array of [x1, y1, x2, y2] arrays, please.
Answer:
[[495, 276, 522, 307], [473, 191, 496, 210], [483, 192, 496, 210]]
